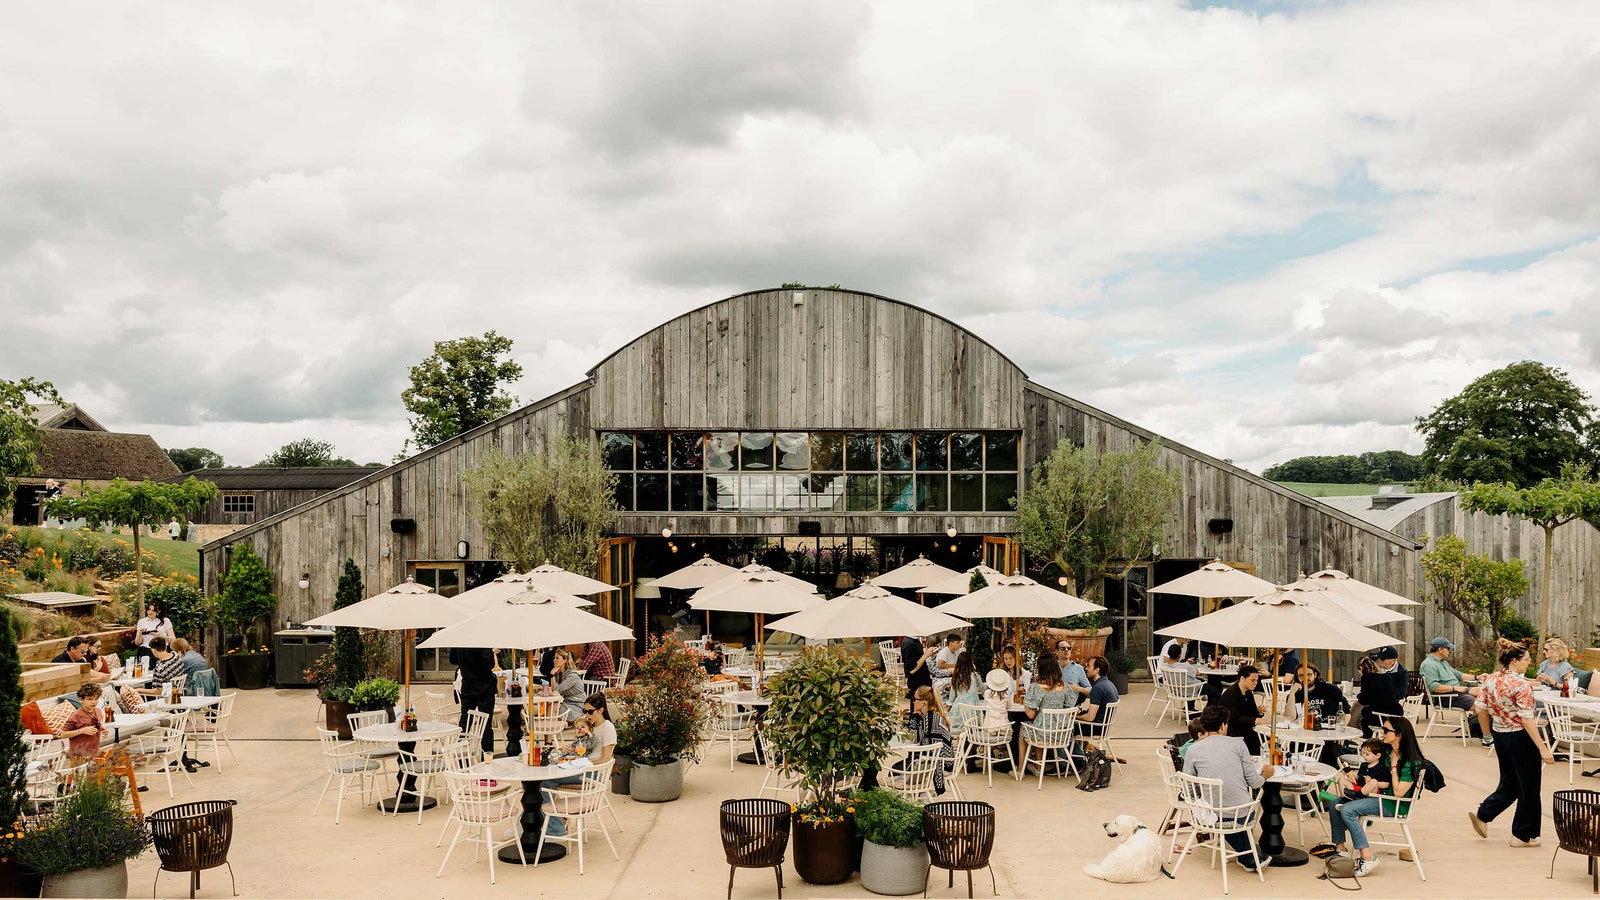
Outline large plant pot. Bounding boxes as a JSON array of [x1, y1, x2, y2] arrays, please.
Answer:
[[861, 840, 930, 895], [611, 754, 632, 795], [228, 654, 272, 690], [792, 818, 853, 885], [323, 697, 357, 739], [0, 856, 42, 898], [629, 760, 682, 802], [1044, 626, 1112, 661], [1110, 671, 1130, 694], [40, 862, 127, 899]]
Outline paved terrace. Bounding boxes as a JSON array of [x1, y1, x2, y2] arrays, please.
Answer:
[[128, 685, 1598, 899]]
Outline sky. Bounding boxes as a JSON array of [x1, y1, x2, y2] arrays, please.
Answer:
[[4, 0, 1600, 474]]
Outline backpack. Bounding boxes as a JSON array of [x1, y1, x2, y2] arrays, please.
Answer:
[[1076, 747, 1113, 791], [1420, 757, 1446, 793]]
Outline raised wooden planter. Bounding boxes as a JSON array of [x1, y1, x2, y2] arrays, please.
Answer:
[[19, 628, 131, 664], [22, 661, 86, 703], [1043, 626, 1113, 661]]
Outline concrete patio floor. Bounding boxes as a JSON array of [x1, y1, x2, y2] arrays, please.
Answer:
[[125, 684, 1600, 898]]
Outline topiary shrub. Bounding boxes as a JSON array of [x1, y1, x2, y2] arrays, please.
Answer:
[[217, 544, 276, 652], [330, 558, 365, 692], [763, 647, 897, 820]]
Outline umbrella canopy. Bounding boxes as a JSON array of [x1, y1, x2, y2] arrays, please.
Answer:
[[523, 561, 620, 597], [872, 556, 966, 591], [765, 581, 969, 640], [1304, 568, 1420, 607], [691, 565, 819, 605], [1154, 582, 1402, 652], [689, 571, 822, 615], [919, 564, 1006, 597], [453, 571, 595, 611], [1150, 561, 1276, 598], [1287, 578, 1413, 627], [651, 555, 740, 591], [304, 577, 475, 630], [417, 587, 635, 651], [931, 574, 1103, 620]]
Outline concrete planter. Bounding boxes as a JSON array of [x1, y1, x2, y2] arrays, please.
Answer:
[[41, 862, 127, 898], [629, 760, 683, 802], [861, 840, 930, 895]]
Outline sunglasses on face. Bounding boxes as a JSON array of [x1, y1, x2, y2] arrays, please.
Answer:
[[583, 707, 597, 714], [1381, 727, 1396, 734]]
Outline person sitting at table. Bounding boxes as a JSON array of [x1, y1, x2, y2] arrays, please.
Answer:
[[1054, 640, 1092, 706], [169, 638, 209, 680], [1160, 635, 1195, 664], [548, 649, 587, 721], [903, 685, 957, 795], [1159, 645, 1202, 716], [1319, 715, 1423, 877], [902, 632, 937, 702], [1182, 704, 1272, 873], [138, 637, 184, 696], [944, 650, 981, 709], [1020, 654, 1071, 766], [554, 714, 597, 762], [61, 682, 106, 764], [1537, 637, 1576, 688], [85, 636, 118, 679], [1070, 655, 1120, 759], [981, 669, 1012, 731], [1218, 664, 1266, 756], [998, 646, 1032, 694], [52, 636, 111, 684], [542, 693, 617, 838], [1274, 648, 1302, 684], [580, 641, 615, 682], [1420, 636, 1492, 744], [932, 633, 962, 690]]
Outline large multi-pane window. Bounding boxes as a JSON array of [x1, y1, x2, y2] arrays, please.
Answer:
[[601, 431, 1020, 514]]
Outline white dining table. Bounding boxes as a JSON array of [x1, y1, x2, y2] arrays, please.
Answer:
[[147, 695, 222, 712], [466, 757, 581, 865], [353, 720, 461, 814]]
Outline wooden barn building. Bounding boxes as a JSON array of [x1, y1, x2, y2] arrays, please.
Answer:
[[168, 467, 376, 527], [10, 405, 179, 526], [201, 288, 1429, 676]]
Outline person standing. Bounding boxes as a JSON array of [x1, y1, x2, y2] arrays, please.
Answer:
[[134, 602, 175, 666], [451, 647, 497, 757], [901, 633, 936, 702], [1470, 639, 1555, 848], [168, 518, 182, 540], [1356, 654, 1402, 735]]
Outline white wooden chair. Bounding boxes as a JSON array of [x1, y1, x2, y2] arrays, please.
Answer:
[[954, 712, 1015, 788], [312, 727, 380, 824], [183, 693, 240, 770], [1170, 772, 1265, 895], [425, 691, 459, 723], [606, 657, 631, 689], [1019, 707, 1079, 789], [435, 771, 525, 884], [881, 743, 943, 805], [536, 761, 618, 875], [1548, 705, 1600, 784], [1161, 669, 1205, 723], [708, 698, 757, 771], [1075, 701, 1124, 773], [1422, 691, 1474, 746], [1358, 783, 1426, 880], [1156, 746, 1197, 861], [133, 710, 194, 799], [1143, 655, 1168, 715], [756, 731, 802, 803], [347, 710, 400, 777]]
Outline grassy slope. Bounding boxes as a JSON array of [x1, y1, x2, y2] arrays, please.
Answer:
[[1271, 482, 1399, 498], [16, 526, 199, 581]]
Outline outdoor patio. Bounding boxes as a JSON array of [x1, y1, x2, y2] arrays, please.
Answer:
[[121, 683, 1600, 899]]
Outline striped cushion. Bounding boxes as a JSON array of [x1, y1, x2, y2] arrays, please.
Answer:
[[120, 686, 148, 713], [40, 702, 75, 737]]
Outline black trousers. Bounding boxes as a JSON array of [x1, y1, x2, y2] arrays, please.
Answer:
[[1478, 727, 1542, 841], [459, 690, 495, 755]]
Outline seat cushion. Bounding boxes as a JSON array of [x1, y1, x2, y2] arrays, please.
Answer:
[[20, 702, 52, 736], [119, 686, 148, 714], [1578, 669, 1593, 692], [40, 702, 75, 737]]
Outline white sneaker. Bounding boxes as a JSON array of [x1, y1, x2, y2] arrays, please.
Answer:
[[1353, 856, 1379, 876]]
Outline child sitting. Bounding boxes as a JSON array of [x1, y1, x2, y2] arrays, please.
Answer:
[[1322, 738, 1389, 807], [555, 714, 596, 762]]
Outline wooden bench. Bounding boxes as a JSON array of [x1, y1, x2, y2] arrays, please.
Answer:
[[9, 590, 100, 618]]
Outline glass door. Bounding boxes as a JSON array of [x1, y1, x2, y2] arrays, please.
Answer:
[[600, 538, 635, 663], [409, 562, 463, 681], [1102, 565, 1152, 661], [981, 536, 1019, 576]]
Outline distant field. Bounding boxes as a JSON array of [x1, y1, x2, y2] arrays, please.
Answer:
[[1272, 482, 1401, 497]]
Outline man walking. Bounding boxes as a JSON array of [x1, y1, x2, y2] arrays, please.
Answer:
[[451, 647, 497, 758]]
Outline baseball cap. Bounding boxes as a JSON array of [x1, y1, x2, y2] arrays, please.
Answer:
[[1428, 637, 1454, 651], [1373, 646, 1399, 660]]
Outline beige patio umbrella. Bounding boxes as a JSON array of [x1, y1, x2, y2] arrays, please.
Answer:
[[304, 577, 477, 712], [764, 581, 969, 641], [1291, 574, 1416, 676], [651, 555, 740, 590], [452, 570, 596, 611], [931, 574, 1103, 681], [919, 564, 1006, 597], [523, 561, 621, 597], [1150, 560, 1276, 598], [1304, 567, 1420, 607], [689, 570, 821, 678], [418, 586, 635, 766], [872, 555, 965, 591]]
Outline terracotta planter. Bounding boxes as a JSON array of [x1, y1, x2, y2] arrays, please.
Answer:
[[41, 862, 127, 899], [1043, 626, 1112, 661], [0, 856, 42, 899], [629, 760, 683, 802], [792, 818, 853, 885], [861, 840, 930, 895], [323, 697, 356, 739]]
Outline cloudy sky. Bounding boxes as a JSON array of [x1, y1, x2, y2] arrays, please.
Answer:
[[5, 0, 1600, 473]]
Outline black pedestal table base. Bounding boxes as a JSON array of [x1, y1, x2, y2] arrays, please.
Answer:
[[500, 778, 567, 865], [1258, 782, 1308, 867]]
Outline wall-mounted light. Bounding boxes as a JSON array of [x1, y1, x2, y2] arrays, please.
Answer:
[[1389, 545, 1400, 557], [457, 540, 470, 560], [297, 573, 310, 590], [945, 521, 957, 539], [1058, 576, 1070, 587], [662, 517, 676, 539]]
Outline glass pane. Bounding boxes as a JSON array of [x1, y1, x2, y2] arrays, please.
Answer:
[[881, 433, 912, 471], [811, 432, 843, 471], [774, 474, 809, 510], [670, 432, 703, 470], [636, 433, 668, 471], [775, 432, 809, 470], [846, 474, 879, 511], [916, 474, 947, 512], [636, 474, 668, 511], [950, 474, 984, 511], [739, 432, 774, 470], [882, 474, 913, 512], [985, 433, 1018, 471], [846, 433, 878, 471], [805, 473, 844, 511], [435, 569, 461, 595], [707, 474, 739, 510], [669, 474, 704, 511], [739, 475, 776, 510], [985, 473, 1018, 512], [950, 433, 983, 471], [601, 433, 633, 470], [704, 432, 738, 471], [611, 473, 633, 511], [915, 434, 947, 471]]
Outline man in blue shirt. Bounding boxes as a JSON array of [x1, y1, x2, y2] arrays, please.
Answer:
[[1053, 639, 1093, 707], [1076, 655, 1120, 725]]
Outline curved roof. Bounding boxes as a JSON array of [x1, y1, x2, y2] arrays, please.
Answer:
[[585, 287, 1027, 378]]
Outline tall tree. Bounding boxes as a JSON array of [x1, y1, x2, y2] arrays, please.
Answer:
[[0, 377, 62, 514], [0, 606, 28, 841], [255, 438, 356, 467], [1461, 464, 1600, 641], [45, 477, 219, 607], [1416, 361, 1596, 488], [331, 558, 365, 691], [1420, 534, 1530, 643], [1015, 439, 1181, 602], [402, 330, 523, 452], [462, 433, 617, 575], [164, 447, 224, 472]]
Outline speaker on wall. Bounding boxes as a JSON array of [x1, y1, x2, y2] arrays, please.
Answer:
[[1207, 518, 1234, 534], [797, 520, 822, 537], [390, 517, 417, 535]]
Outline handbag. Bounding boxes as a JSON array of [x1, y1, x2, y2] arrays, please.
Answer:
[[1319, 855, 1362, 890]]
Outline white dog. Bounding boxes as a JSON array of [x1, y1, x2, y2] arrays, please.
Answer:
[[1082, 815, 1169, 884]]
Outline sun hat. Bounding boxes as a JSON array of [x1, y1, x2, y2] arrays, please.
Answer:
[[984, 669, 1013, 694]]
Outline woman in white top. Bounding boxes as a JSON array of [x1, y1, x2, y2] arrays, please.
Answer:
[[542, 691, 616, 838], [134, 601, 174, 662]]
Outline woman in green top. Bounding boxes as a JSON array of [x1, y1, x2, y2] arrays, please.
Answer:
[[1322, 714, 1423, 876]]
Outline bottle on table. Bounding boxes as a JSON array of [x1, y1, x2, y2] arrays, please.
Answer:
[[402, 706, 418, 732]]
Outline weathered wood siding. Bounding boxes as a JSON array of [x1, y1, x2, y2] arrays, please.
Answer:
[[192, 489, 328, 526]]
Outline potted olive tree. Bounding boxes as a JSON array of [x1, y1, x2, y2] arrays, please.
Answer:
[[14, 755, 151, 898], [612, 638, 710, 802], [763, 647, 898, 885], [855, 789, 929, 895]]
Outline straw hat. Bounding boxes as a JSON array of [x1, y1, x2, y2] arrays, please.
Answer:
[[984, 668, 1013, 694]]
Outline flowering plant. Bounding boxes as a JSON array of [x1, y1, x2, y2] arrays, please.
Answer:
[[612, 637, 711, 766], [13, 754, 150, 874], [794, 797, 855, 826]]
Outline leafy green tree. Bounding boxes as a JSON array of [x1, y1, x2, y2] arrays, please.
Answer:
[[1461, 464, 1600, 640], [46, 477, 219, 608], [1015, 439, 1180, 603], [462, 433, 618, 574], [218, 543, 277, 652], [255, 438, 356, 467], [1416, 361, 1596, 488], [0, 606, 28, 838], [1420, 534, 1531, 643], [331, 558, 365, 693], [401, 330, 523, 452], [164, 447, 224, 472], [1263, 450, 1423, 484], [0, 377, 62, 514]]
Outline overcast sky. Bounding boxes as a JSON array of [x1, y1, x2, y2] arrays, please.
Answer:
[[5, 0, 1600, 474]]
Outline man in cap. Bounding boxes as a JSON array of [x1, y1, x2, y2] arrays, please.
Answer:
[[1372, 644, 1408, 701], [1419, 636, 1493, 746]]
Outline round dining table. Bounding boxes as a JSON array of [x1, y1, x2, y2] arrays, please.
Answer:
[[352, 720, 460, 813], [727, 691, 772, 765], [1257, 759, 1337, 867], [467, 756, 572, 864]]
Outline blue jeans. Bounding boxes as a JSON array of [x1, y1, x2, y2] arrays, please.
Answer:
[[1326, 795, 1381, 850], [540, 774, 583, 836]]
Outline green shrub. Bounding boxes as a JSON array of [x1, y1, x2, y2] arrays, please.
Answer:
[[1498, 612, 1537, 642], [146, 582, 210, 640], [350, 677, 400, 712], [853, 788, 923, 848], [763, 647, 898, 817], [13, 757, 150, 874], [217, 544, 276, 651], [331, 559, 365, 690]]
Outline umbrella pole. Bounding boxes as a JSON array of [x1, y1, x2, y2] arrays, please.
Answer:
[[527, 649, 536, 767], [1269, 649, 1280, 765], [756, 613, 765, 695], [404, 628, 413, 712]]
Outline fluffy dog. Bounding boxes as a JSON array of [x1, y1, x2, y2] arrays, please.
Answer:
[[1082, 815, 1169, 883]]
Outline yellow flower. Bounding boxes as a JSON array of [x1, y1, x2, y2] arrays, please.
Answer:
[[846, 807, 855, 814]]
